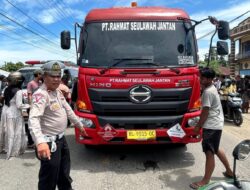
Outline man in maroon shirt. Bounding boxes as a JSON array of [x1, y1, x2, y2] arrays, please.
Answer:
[[27, 69, 43, 104]]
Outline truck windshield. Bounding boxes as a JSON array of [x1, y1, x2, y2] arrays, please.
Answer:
[[80, 21, 197, 68]]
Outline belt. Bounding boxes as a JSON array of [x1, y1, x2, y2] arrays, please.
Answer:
[[44, 132, 64, 153]]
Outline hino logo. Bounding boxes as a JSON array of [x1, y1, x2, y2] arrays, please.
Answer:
[[129, 85, 152, 103]]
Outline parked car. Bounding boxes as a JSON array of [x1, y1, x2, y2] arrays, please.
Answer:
[[18, 61, 78, 104]]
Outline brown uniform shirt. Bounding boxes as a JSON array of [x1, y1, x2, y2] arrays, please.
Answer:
[[28, 84, 83, 145]]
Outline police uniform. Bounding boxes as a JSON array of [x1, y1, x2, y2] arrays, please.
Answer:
[[28, 61, 83, 190]]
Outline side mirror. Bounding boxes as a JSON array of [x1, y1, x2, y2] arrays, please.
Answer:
[[218, 21, 229, 40], [61, 31, 71, 49], [217, 41, 228, 55], [233, 139, 250, 161]]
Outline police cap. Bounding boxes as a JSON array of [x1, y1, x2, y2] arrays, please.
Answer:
[[42, 61, 65, 76]]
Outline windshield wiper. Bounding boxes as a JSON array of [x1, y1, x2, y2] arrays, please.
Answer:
[[100, 57, 182, 75], [127, 62, 181, 74], [165, 66, 181, 74], [126, 62, 163, 67], [99, 57, 154, 74]]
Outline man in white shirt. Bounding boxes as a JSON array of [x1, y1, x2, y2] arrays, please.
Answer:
[[190, 67, 233, 189]]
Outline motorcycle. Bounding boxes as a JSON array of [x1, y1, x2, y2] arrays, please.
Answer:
[[200, 139, 250, 190], [221, 92, 243, 126]]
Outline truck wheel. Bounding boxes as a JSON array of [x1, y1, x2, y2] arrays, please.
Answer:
[[84, 144, 94, 149], [233, 110, 243, 126], [176, 143, 187, 147]]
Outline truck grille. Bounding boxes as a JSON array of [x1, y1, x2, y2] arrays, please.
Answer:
[[88, 87, 192, 116]]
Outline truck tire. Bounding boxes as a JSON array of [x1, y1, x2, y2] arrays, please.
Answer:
[[176, 143, 187, 147], [84, 144, 96, 149]]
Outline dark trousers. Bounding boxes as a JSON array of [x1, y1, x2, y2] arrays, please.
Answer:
[[25, 109, 34, 145], [38, 137, 73, 190], [221, 100, 227, 115], [25, 123, 34, 145]]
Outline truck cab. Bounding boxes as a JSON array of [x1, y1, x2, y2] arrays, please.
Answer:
[[61, 5, 212, 145]]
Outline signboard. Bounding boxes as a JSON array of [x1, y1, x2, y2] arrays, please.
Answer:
[[97, 124, 118, 141], [167, 123, 186, 138]]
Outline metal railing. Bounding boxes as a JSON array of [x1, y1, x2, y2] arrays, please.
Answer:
[[235, 51, 250, 60], [231, 23, 250, 36]]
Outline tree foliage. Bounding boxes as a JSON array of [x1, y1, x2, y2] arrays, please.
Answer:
[[218, 55, 227, 66], [199, 61, 219, 73], [198, 59, 229, 75], [199, 60, 221, 73], [200, 46, 228, 74], [0, 61, 25, 72]]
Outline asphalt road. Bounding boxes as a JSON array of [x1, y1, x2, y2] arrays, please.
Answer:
[[0, 114, 250, 190]]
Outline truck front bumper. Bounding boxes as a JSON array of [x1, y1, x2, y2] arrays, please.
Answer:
[[75, 111, 202, 145]]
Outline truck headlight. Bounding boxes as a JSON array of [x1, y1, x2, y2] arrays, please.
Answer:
[[188, 116, 200, 127], [76, 100, 90, 113], [79, 118, 95, 128]]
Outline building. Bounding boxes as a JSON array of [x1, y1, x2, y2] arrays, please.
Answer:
[[230, 17, 250, 77]]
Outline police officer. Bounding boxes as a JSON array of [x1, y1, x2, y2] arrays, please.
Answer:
[[28, 61, 87, 190]]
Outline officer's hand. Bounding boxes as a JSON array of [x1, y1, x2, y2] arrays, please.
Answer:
[[37, 143, 51, 160], [193, 126, 201, 135], [79, 126, 88, 136]]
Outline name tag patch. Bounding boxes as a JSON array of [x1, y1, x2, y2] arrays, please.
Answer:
[[50, 102, 60, 111]]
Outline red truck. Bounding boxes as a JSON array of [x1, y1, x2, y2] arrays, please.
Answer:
[[61, 3, 229, 146]]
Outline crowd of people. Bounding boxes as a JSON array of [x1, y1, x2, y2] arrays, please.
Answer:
[[0, 64, 248, 189], [0, 63, 74, 160], [213, 74, 250, 113], [0, 72, 27, 159], [0, 61, 84, 190]]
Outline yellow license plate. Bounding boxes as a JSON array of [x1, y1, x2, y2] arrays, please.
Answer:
[[127, 130, 156, 140]]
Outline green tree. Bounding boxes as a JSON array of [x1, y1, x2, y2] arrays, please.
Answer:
[[204, 47, 218, 63], [0, 61, 25, 72], [210, 47, 218, 61], [198, 60, 220, 73], [218, 55, 227, 66]]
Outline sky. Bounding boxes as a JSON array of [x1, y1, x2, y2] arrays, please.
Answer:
[[0, 0, 250, 66]]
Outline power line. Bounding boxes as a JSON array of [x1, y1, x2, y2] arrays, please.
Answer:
[[37, 0, 72, 31], [1, 1, 78, 60], [0, 25, 75, 60], [229, 10, 250, 23], [0, 11, 75, 56], [57, 0, 78, 24], [5, 0, 58, 38], [4, 0, 75, 55], [0, 22, 59, 54], [52, 0, 73, 27], [0, 31, 74, 59], [35, 0, 76, 54], [197, 10, 250, 40], [0, 22, 65, 54], [0, 11, 59, 46]]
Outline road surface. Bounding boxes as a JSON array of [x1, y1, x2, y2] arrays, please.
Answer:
[[0, 114, 250, 190]]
